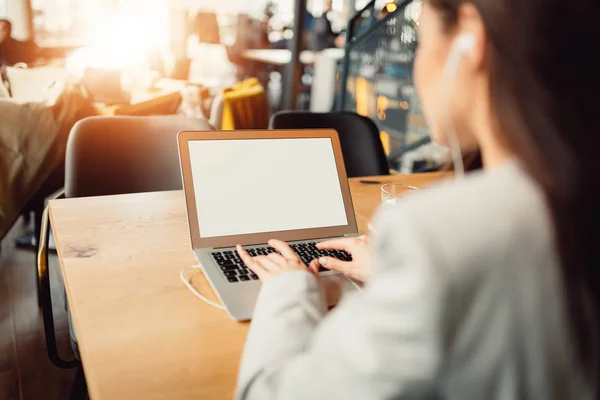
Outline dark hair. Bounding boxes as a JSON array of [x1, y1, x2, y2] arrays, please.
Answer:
[[428, 0, 600, 392], [0, 19, 12, 35]]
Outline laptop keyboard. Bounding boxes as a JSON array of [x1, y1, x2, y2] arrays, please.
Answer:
[[211, 242, 352, 283]]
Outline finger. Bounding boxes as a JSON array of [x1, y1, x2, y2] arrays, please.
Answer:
[[319, 257, 352, 274], [268, 239, 298, 260], [237, 246, 270, 279], [316, 238, 355, 252], [253, 255, 281, 273], [267, 252, 287, 265], [246, 261, 270, 281], [308, 259, 320, 276], [237, 245, 255, 266]]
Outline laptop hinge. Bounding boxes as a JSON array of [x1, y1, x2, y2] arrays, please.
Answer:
[[213, 234, 360, 249]]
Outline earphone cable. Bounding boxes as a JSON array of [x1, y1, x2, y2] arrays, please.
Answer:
[[180, 265, 227, 311]]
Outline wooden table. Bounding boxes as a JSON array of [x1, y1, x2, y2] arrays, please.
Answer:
[[49, 173, 447, 399], [242, 49, 315, 66]]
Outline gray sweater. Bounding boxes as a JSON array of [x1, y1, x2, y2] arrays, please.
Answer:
[[236, 160, 591, 399]]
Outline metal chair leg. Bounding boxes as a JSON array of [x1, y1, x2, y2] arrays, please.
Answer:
[[37, 197, 79, 369], [69, 365, 88, 400]]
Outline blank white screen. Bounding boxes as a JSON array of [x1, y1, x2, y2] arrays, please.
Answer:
[[188, 138, 348, 238]]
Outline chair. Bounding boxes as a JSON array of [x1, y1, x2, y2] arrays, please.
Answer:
[[209, 78, 270, 130], [37, 116, 213, 399], [269, 111, 389, 178]]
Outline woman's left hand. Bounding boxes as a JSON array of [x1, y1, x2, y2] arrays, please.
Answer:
[[237, 239, 320, 282]]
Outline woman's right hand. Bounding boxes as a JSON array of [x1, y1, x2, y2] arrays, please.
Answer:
[[317, 236, 372, 282]]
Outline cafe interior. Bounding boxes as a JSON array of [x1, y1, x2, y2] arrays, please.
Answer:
[[0, 0, 507, 398]]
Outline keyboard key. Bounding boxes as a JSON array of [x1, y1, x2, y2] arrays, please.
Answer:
[[214, 241, 354, 282]]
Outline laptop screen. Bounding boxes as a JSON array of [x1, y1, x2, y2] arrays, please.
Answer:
[[188, 138, 349, 238]]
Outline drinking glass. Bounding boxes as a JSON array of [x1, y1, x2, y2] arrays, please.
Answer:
[[381, 183, 419, 209]]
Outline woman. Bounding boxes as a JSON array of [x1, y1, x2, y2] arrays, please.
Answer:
[[235, 0, 599, 398]]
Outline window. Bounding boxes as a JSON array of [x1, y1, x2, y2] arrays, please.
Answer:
[[32, 0, 170, 48]]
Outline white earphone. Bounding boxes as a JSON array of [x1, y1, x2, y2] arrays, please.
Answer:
[[444, 33, 476, 77], [441, 33, 475, 179]]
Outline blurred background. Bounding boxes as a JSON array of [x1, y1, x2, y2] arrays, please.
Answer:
[[1, 0, 436, 172]]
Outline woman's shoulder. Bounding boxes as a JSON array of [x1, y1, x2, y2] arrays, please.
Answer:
[[368, 164, 585, 400], [372, 160, 555, 279]]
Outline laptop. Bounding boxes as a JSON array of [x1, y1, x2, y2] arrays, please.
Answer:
[[178, 129, 360, 320]]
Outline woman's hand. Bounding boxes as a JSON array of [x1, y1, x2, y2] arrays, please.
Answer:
[[317, 236, 372, 282], [237, 239, 320, 282]]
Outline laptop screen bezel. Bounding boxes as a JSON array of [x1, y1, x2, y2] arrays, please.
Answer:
[[178, 129, 359, 249]]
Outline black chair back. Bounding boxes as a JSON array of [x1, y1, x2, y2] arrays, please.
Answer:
[[37, 115, 213, 376], [65, 116, 213, 198], [269, 111, 389, 177]]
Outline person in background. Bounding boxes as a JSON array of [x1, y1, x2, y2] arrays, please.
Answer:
[[0, 81, 95, 240], [0, 19, 38, 66], [302, 9, 315, 50], [304, 9, 315, 35], [311, 0, 342, 51], [234, 0, 599, 398]]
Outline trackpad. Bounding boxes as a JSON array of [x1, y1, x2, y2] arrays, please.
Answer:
[[321, 274, 361, 307]]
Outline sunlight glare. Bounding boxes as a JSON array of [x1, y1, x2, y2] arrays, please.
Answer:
[[66, 0, 170, 76]]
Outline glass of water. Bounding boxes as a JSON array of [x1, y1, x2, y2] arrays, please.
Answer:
[[381, 183, 419, 209]]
